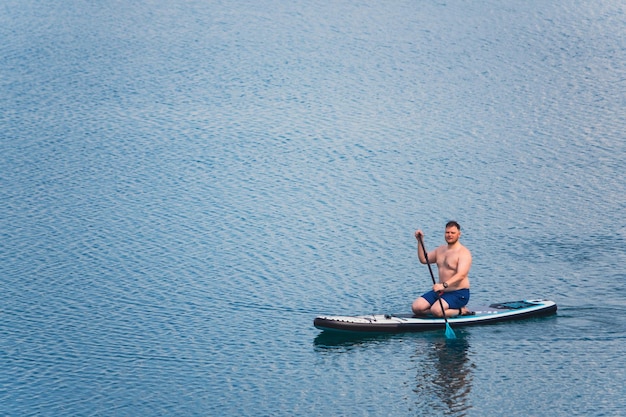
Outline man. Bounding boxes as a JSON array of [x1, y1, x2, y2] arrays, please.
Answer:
[[412, 221, 473, 317]]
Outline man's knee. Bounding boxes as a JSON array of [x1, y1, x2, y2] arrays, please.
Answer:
[[412, 299, 429, 314]]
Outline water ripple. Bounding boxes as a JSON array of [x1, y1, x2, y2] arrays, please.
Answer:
[[1, 0, 625, 416]]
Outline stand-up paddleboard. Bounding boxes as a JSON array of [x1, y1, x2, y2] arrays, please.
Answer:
[[314, 299, 557, 333]]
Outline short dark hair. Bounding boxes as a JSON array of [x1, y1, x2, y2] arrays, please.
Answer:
[[446, 220, 461, 230]]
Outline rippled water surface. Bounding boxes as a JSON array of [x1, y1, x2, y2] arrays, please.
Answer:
[[1, 1, 625, 416]]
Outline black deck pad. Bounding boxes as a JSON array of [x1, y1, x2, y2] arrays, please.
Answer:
[[489, 300, 536, 310]]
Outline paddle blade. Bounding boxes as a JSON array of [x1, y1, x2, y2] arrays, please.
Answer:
[[444, 323, 457, 339]]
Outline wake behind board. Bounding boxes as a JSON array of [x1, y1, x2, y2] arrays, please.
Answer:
[[314, 299, 557, 333]]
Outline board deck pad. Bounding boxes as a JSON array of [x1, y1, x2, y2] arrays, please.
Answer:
[[314, 299, 557, 333], [489, 300, 538, 309]]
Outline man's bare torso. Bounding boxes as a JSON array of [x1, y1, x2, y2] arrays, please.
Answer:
[[435, 243, 471, 290]]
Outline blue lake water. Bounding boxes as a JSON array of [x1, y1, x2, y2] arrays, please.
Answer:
[[1, 0, 625, 415]]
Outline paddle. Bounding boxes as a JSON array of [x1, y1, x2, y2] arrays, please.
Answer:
[[417, 235, 457, 339]]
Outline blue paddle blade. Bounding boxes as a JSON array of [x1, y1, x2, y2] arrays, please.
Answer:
[[445, 323, 457, 339]]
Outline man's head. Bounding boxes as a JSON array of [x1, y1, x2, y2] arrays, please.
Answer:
[[445, 220, 461, 245], [445, 220, 461, 231]]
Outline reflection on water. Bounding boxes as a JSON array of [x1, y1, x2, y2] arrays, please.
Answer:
[[313, 331, 399, 351], [313, 331, 475, 415], [412, 337, 474, 416]]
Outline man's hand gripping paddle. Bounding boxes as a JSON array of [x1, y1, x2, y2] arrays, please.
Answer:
[[417, 235, 457, 339]]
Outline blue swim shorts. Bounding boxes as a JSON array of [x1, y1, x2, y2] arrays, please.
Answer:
[[421, 288, 470, 309]]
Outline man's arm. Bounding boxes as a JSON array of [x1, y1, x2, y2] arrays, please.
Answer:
[[415, 230, 438, 264]]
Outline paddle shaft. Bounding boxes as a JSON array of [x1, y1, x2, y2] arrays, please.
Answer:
[[417, 235, 455, 336], [418, 235, 438, 287]]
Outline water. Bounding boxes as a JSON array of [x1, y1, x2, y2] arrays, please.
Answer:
[[1, 0, 625, 415]]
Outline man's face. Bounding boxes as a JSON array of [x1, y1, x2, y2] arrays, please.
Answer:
[[445, 226, 460, 244]]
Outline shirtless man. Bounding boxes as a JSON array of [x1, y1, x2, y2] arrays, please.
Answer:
[[412, 221, 473, 317]]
